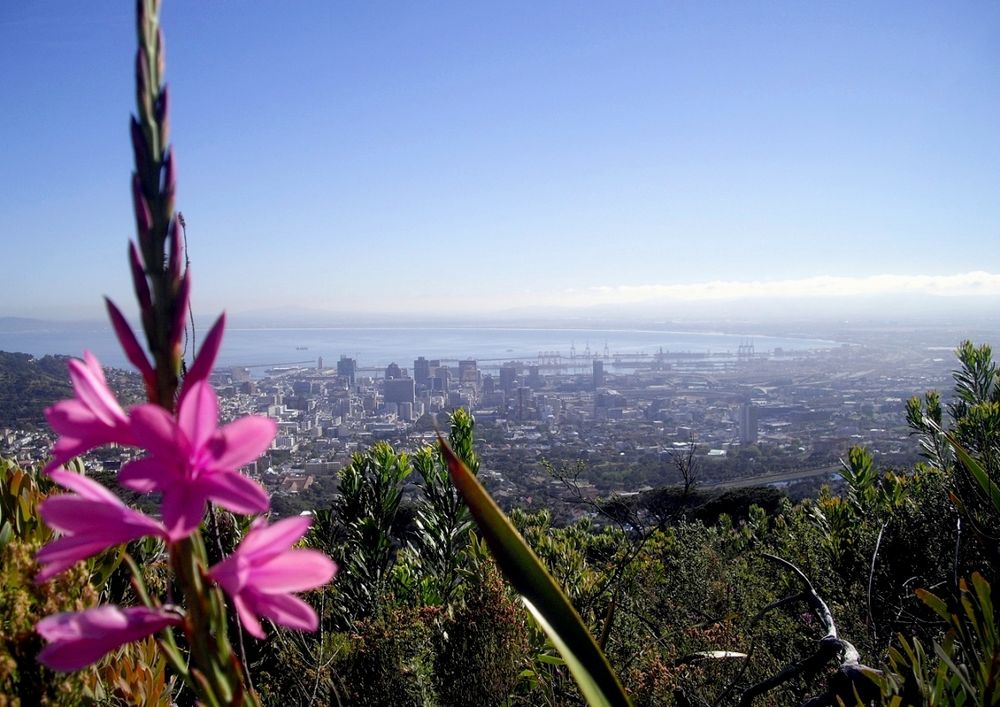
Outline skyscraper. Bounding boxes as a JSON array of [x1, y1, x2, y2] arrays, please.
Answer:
[[337, 356, 356, 385], [499, 363, 518, 394], [385, 377, 416, 405], [739, 401, 758, 444], [458, 359, 478, 385], [593, 360, 605, 389], [413, 356, 431, 388]]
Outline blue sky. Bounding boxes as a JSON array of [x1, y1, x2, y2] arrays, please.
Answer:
[[1, 1, 999, 321]]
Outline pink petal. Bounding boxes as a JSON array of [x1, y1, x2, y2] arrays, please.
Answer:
[[118, 457, 175, 493], [232, 593, 265, 640], [39, 496, 163, 538], [251, 550, 337, 594], [177, 381, 218, 452], [238, 516, 312, 562], [160, 483, 207, 541], [207, 416, 276, 473], [46, 399, 109, 438], [47, 469, 121, 504], [208, 553, 251, 596], [39, 496, 129, 533], [35, 473, 166, 582], [180, 313, 225, 401], [199, 471, 269, 516], [105, 298, 155, 382], [36, 537, 116, 583], [130, 404, 189, 461], [68, 355, 125, 427], [249, 591, 318, 633], [37, 606, 180, 672], [43, 438, 93, 476]]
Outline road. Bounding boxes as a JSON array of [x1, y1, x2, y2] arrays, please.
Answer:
[[704, 464, 843, 490]]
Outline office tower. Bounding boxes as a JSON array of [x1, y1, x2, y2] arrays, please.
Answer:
[[413, 356, 431, 387], [337, 356, 357, 385], [458, 359, 478, 385], [739, 401, 759, 444], [593, 359, 605, 388], [385, 377, 416, 405]]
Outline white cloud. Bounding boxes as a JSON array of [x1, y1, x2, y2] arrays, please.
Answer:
[[555, 271, 1000, 306]]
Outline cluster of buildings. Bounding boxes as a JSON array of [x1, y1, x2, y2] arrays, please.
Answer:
[[0, 335, 960, 516]]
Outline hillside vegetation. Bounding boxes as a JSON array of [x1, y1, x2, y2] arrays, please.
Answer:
[[0, 352, 71, 429]]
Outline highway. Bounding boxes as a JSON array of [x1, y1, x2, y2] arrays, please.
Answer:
[[703, 464, 843, 490]]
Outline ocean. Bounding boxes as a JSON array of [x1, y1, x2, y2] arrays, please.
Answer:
[[0, 322, 836, 374]]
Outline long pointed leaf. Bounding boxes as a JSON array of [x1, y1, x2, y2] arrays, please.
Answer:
[[948, 435, 1000, 516], [440, 438, 633, 707]]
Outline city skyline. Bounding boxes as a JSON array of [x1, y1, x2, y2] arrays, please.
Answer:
[[2, 1, 999, 321]]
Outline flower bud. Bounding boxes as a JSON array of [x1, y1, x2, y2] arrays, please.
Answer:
[[130, 117, 149, 181], [167, 216, 184, 284], [156, 85, 170, 149], [131, 174, 152, 251], [161, 147, 175, 213], [135, 49, 150, 116], [157, 28, 166, 84], [129, 242, 153, 313], [169, 271, 190, 355]]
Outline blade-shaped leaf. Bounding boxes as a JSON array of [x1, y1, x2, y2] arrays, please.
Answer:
[[440, 438, 633, 707], [948, 434, 1000, 516]]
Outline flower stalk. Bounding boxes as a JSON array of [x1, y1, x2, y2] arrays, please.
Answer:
[[132, 0, 186, 412], [33, 2, 335, 704]]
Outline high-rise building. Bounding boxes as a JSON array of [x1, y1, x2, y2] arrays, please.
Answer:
[[337, 356, 356, 385], [458, 359, 478, 386], [413, 356, 431, 387], [385, 362, 402, 380], [499, 363, 518, 394], [431, 365, 450, 393], [739, 401, 758, 444], [592, 360, 605, 389], [385, 377, 416, 405]]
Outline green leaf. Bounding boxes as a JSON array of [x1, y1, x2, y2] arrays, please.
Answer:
[[440, 438, 633, 707], [915, 588, 951, 622], [948, 435, 1000, 516], [537, 653, 567, 666]]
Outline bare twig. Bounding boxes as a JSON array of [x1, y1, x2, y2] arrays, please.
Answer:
[[867, 520, 888, 644], [736, 555, 880, 707]]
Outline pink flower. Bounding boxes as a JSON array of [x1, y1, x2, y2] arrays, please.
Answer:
[[208, 516, 336, 639], [36, 470, 167, 583], [119, 380, 274, 540], [44, 352, 135, 475], [37, 605, 182, 671]]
